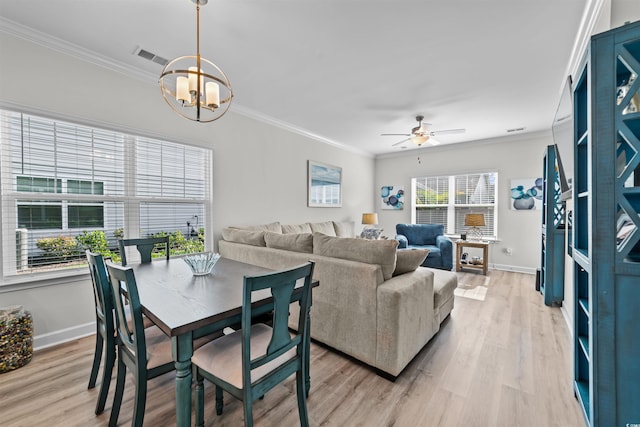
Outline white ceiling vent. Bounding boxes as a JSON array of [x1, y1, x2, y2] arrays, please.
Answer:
[[506, 127, 526, 133], [133, 46, 169, 67]]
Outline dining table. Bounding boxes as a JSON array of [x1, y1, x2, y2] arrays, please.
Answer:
[[130, 256, 316, 427]]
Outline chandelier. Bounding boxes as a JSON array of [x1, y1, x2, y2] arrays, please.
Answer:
[[159, 0, 233, 122]]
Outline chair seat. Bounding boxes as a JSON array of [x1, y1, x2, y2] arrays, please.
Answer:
[[142, 325, 215, 369], [192, 323, 296, 389]]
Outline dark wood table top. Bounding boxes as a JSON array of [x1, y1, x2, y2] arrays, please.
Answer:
[[131, 257, 276, 337]]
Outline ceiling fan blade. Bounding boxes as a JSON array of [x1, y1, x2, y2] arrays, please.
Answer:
[[381, 133, 410, 136], [428, 137, 441, 146], [391, 138, 410, 147], [430, 128, 466, 136]]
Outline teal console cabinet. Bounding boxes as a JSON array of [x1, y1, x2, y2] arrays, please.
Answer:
[[540, 145, 565, 306], [572, 21, 640, 427]]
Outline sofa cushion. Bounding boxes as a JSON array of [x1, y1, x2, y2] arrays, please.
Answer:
[[248, 221, 282, 233], [333, 221, 356, 237], [229, 221, 282, 233], [221, 228, 266, 247], [393, 249, 430, 276], [312, 233, 398, 280], [282, 223, 313, 234], [309, 221, 336, 236], [264, 232, 313, 253]]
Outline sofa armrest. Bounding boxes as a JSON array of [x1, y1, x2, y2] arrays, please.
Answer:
[[436, 235, 453, 270], [395, 234, 408, 249], [376, 268, 436, 376]]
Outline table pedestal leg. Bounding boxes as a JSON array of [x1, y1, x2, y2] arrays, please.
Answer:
[[173, 333, 193, 427]]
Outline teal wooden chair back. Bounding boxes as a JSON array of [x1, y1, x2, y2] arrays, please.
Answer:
[[118, 236, 170, 266], [105, 262, 175, 427], [107, 264, 146, 368], [85, 250, 116, 415], [241, 262, 314, 397], [192, 261, 315, 427]]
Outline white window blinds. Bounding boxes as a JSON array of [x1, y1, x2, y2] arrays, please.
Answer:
[[0, 110, 211, 280], [413, 172, 498, 237]]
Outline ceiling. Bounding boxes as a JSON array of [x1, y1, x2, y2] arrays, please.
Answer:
[[0, 0, 589, 156]]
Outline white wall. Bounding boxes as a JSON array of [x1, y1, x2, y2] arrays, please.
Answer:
[[375, 132, 551, 273], [0, 32, 374, 347]]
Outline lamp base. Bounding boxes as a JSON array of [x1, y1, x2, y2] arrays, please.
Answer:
[[468, 227, 483, 241]]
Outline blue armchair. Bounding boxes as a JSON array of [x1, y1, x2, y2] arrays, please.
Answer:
[[395, 224, 453, 270]]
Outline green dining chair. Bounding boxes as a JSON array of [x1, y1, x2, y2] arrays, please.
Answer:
[[192, 261, 315, 427], [105, 262, 175, 427], [118, 236, 170, 266], [86, 250, 116, 415]]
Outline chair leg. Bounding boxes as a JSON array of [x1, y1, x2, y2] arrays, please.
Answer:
[[94, 339, 116, 415], [296, 370, 310, 427], [243, 397, 254, 427], [132, 370, 148, 427], [109, 358, 127, 427], [215, 385, 224, 416], [195, 368, 205, 427], [88, 333, 104, 389]]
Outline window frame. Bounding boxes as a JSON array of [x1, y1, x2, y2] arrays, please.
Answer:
[[412, 172, 499, 239], [0, 109, 212, 285]]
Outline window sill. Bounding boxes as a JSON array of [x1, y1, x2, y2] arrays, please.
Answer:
[[0, 267, 89, 293]]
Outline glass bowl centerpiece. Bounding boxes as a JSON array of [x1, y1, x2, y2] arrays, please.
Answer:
[[183, 252, 221, 276]]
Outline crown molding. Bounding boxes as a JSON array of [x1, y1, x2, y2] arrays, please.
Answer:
[[0, 17, 157, 84], [231, 104, 373, 158]]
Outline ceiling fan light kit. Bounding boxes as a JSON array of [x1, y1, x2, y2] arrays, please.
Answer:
[[159, 0, 233, 123], [382, 115, 465, 148]]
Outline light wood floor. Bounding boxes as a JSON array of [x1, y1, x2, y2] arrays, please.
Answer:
[[0, 270, 586, 427]]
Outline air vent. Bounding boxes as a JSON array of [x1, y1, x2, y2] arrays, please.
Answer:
[[506, 127, 526, 133], [133, 47, 169, 67]]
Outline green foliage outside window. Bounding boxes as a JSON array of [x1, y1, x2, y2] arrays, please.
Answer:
[[35, 229, 205, 267], [415, 187, 448, 204], [36, 236, 79, 261]]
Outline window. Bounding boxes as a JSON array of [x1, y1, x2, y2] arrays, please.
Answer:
[[413, 172, 498, 238], [1, 110, 211, 279]]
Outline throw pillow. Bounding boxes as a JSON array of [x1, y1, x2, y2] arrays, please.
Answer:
[[312, 232, 398, 280], [309, 221, 336, 236], [333, 221, 356, 237], [393, 249, 430, 276], [282, 223, 313, 234], [264, 232, 313, 253], [221, 228, 266, 247]]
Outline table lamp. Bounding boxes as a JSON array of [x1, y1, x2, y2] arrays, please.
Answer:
[[464, 213, 485, 240], [361, 213, 380, 239]]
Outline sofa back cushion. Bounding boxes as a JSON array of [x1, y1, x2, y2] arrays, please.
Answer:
[[264, 232, 313, 253], [393, 249, 430, 276], [282, 223, 313, 234], [396, 223, 444, 246], [309, 221, 337, 236], [333, 221, 356, 237], [312, 233, 398, 280], [221, 228, 267, 246]]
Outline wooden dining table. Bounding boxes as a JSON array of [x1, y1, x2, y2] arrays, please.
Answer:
[[130, 256, 316, 427]]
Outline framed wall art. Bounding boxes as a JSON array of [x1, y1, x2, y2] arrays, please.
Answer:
[[308, 160, 342, 207]]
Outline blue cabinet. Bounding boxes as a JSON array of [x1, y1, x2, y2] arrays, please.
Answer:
[[572, 21, 640, 427], [540, 145, 565, 306]]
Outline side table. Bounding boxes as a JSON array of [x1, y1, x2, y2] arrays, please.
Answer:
[[456, 240, 489, 275]]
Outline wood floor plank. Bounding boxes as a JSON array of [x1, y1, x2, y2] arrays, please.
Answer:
[[0, 270, 586, 427]]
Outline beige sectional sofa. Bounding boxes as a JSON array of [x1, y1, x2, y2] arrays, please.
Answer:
[[218, 220, 457, 379]]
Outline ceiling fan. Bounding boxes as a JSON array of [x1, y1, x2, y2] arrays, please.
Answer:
[[381, 115, 465, 147]]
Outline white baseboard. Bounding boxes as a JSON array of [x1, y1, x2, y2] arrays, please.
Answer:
[[33, 321, 96, 351], [490, 263, 537, 275], [560, 305, 573, 337]]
